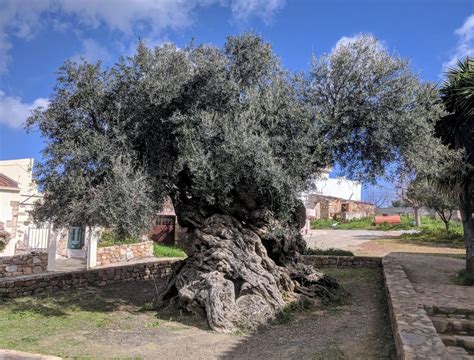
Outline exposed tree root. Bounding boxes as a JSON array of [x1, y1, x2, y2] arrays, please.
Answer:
[[157, 213, 338, 333]]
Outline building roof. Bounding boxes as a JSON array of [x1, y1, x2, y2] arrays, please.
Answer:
[[0, 173, 19, 190]]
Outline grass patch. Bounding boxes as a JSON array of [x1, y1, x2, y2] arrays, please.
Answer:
[[304, 248, 354, 256], [314, 345, 345, 360], [399, 228, 464, 248], [273, 299, 313, 325], [139, 302, 155, 312], [153, 243, 186, 258], [311, 216, 415, 230], [311, 215, 464, 233], [453, 270, 474, 286]]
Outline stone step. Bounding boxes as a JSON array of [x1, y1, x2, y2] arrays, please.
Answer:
[[432, 316, 474, 335], [455, 335, 474, 352], [441, 334, 474, 352], [446, 346, 474, 360], [429, 306, 474, 319]]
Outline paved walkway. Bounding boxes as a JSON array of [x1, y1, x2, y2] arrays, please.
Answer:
[[393, 253, 474, 358], [394, 253, 474, 312], [304, 229, 412, 250]]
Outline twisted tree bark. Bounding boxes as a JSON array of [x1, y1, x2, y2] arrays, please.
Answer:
[[158, 188, 338, 333]]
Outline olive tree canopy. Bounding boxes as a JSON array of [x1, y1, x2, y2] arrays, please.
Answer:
[[28, 33, 446, 332]]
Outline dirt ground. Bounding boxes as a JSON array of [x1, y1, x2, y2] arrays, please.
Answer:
[[0, 268, 395, 360], [305, 229, 464, 257]]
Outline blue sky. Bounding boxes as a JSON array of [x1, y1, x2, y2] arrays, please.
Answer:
[[0, 0, 473, 201]]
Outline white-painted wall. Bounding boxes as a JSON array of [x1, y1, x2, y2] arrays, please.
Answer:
[[0, 158, 41, 256], [302, 169, 362, 202]]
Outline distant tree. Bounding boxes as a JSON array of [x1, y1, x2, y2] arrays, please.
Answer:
[[391, 199, 407, 208], [365, 185, 390, 208], [406, 179, 458, 232], [437, 58, 474, 274], [394, 177, 424, 226], [28, 33, 446, 332]]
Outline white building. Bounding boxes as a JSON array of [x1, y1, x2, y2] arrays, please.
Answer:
[[302, 168, 362, 202], [0, 158, 42, 256]]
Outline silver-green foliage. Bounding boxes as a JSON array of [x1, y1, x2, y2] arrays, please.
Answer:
[[308, 34, 450, 182], [27, 33, 446, 239]]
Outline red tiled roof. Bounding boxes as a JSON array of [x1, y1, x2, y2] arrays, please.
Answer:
[[0, 173, 19, 189]]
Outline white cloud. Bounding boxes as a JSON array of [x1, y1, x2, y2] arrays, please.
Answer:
[[0, 0, 285, 74], [0, 0, 284, 125], [71, 38, 112, 64], [443, 14, 474, 71], [0, 91, 49, 128], [230, 0, 285, 24]]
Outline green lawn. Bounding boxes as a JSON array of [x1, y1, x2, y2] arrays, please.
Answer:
[[398, 228, 464, 248], [311, 215, 463, 232], [153, 243, 186, 258], [97, 230, 187, 258]]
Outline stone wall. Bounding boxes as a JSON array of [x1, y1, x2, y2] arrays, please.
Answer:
[[0, 252, 48, 278], [0, 259, 179, 299], [96, 241, 153, 266], [302, 255, 382, 268], [382, 255, 448, 359], [307, 194, 374, 220]]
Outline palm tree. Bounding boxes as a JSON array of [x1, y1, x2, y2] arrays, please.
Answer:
[[437, 57, 474, 274]]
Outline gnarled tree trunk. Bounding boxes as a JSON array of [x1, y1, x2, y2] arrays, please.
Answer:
[[157, 190, 338, 333], [461, 177, 474, 275]]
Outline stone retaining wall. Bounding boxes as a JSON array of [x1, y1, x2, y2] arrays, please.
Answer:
[[96, 241, 153, 266], [302, 255, 382, 268], [382, 256, 448, 359], [0, 252, 48, 278], [0, 259, 179, 299]]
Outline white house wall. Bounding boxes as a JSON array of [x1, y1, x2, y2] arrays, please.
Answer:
[[0, 158, 41, 256], [303, 175, 362, 202]]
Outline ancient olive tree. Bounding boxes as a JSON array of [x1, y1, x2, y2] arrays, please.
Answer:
[[437, 58, 474, 274], [28, 33, 441, 332]]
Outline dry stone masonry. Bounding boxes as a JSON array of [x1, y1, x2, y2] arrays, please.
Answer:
[[0, 259, 179, 299], [96, 241, 153, 266], [383, 255, 449, 359], [0, 252, 48, 278], [302, 255, 381, 268]]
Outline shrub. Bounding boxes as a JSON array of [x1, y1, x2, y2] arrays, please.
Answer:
[[304, 248, 354, 256], [0, 230, 11, 252], [98, 229, 139, 248], [453, 270, 474, 286]]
